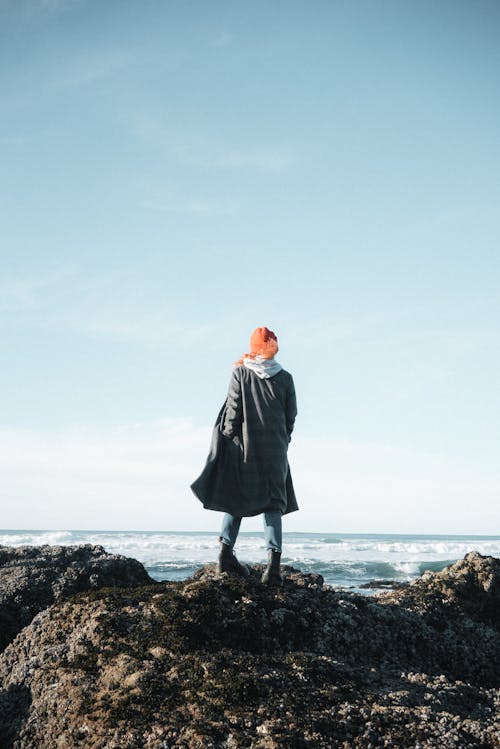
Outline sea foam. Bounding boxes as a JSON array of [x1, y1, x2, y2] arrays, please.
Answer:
[[0, 529, 498, 588]]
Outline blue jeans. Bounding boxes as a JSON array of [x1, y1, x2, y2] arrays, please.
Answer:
[[220, 511, 282, 552]]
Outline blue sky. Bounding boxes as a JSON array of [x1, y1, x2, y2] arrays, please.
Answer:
[[1, 0, 499, 533]]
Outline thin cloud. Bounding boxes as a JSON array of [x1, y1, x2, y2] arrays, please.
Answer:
[[360, 326, 500, 356], [30, 0, 75, 11], [49, 49, 130, 89], [1, 423, 497, 533], [0, 266, 219, 346], [86, 315, 217, 347], [133, 115, 296, 174], [0, 419, 211, 529], [0, 135, 32, 146], [291, 313, 499, 358], [0, 266, 78, 313], [2, 48, 130, 113], [192, 146, 296, 173], [212, 31, 233, 49], [0, 0, 79, 19], [138, 185, 242, 217], [288, 434, 500, 535]]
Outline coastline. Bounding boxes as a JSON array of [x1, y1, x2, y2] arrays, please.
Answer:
[[0, 543, 498, 747], [1, 528, 499, 589]]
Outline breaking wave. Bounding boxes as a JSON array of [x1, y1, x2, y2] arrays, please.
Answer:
[[1, 529, 498, 589]]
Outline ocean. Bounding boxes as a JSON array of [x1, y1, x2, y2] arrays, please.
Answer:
[[1, 529, 499, 591]]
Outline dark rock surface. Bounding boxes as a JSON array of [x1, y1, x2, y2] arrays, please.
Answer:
[[383, 550, 500, 626], [0, 550, 498, 748], [358, 579, 405, 590], [0, 544, 153, 652]]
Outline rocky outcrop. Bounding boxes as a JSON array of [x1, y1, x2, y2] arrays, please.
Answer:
[[0, 544, 153, 652], [0, 550, 498, 748], [384, 551, 500, 624]]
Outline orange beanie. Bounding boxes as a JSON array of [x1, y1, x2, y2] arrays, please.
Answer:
[[250, 326, 278, 358], [235, 326, 278, 366]]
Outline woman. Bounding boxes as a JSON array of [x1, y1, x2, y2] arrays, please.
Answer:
[[191, 326, 298, 585]]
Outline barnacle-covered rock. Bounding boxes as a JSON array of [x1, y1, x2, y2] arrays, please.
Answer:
[[0, 544, 153, 652], [0, 550, 498, 748]]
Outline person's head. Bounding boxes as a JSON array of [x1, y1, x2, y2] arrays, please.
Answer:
[[234, 326, 279, 366], [249, 326, 278, 359]]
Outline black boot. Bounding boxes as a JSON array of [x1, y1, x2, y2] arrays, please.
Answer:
[[261, 550, 283, 586], [217, 539, 249, 577]]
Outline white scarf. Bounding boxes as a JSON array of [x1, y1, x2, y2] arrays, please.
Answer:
[[243, 355, 282, 379]]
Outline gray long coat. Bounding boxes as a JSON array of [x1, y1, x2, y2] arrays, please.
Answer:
[[191, 365, 298, 517]]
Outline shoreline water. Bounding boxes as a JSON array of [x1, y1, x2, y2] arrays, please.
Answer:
[[1, 529, 499, 590]]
